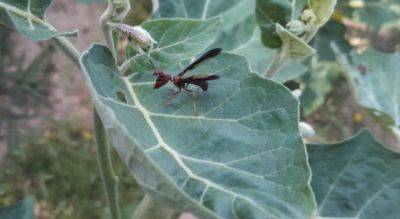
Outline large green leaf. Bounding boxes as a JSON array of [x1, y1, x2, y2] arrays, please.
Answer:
[[128, 18, 222, 72], [335, 47, 400, 141], [308, 129, 400, 218], [153, 0, 256, 51], [0, 0, 76, 41], [81, 44, 316, 218], [353, 0, 400, 29], [0, 196, 35, 219], [150, 0, 307, 82]]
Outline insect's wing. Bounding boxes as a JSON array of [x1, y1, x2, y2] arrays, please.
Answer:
[[181, 75, 220, 83], [178, 48, 222, 76], [197, 81, 209, 91], [182, 75, 220, 91]]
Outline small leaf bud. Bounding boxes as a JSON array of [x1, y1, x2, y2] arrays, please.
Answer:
[[286, 20, 307, 36]]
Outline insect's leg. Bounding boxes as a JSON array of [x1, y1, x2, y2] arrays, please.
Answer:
[[183, 85, 198, 116], [165, 89, 182, 107], [191, 91, 198, 116], [183, 88, 194, 93]]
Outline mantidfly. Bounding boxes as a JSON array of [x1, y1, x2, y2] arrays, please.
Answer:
[[152, 48, 222, 114]]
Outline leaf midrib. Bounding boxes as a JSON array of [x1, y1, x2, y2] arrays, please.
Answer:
[[122, 76, 278, 217]]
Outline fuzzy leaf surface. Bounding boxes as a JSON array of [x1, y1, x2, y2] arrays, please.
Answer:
[[255, 0, 291, 49], [128, 18, 221, 72], [309, 0, 338, 27], [335, 47, 400, 140], [81, 44, 316, 218], [308, 130, 400, 218], [149, 0, 307, 82], [0, 0, 75, 41]]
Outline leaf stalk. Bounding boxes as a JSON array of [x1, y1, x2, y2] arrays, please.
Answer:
[[94, 109, 121, 219], [99, 0, 131, 58], [52, 37, 80, 66], [133, 195, 174, 219], [265, 49, 288, 78]]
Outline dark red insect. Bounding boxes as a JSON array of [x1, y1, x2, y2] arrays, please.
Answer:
[[153, 48, 222, 105]]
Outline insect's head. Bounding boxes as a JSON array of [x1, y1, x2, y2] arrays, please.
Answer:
[[153, 70, 172, 89]]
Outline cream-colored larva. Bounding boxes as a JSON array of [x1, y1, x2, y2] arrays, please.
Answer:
[[116, 24, 157, 49]]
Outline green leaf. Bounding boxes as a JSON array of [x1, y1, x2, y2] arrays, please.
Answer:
[[0, 0, 76, 41], [292, 0, 308, 20], [352, 0, 400, 29], [308, 129, 400, 218], [153, 0, 257, 52], [313, 20, 352, 61], [255, 0, 291, 49], [309, 0, 338, 27], [232, 29, 307, 83], [334, 46, 400, 141], [151, 0, 308, 82], [276, 23, 315, 59], [0, 196, 35, 219], [128, 17, 222, 72], [81, 44, 316, 218]]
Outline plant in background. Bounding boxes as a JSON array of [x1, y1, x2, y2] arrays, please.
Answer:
[[0, 0, 399, 219], [0, 25, 55, 151], [0, 121, 143, 218]]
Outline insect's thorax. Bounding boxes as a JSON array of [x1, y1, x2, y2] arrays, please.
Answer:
[[172, 76, 185, 88]]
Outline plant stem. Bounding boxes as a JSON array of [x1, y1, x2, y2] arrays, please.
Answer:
[[265, 50, 287, 78], [133, 195, 173, 219], [52, 37, 80, 66], [100, 0, 131, 58], [53, 34, 122, 219], [119, 58, 132, 74], [97, 1, 130, 218], [94, 109, 121, 219], [100, 0, 116, 57]]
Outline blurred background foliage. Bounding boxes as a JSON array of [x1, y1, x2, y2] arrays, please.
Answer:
[[0, 121, 143, 219], [0, 0, 399, 218], [0, 25, 54, 152], [0, 0, 150, 218]]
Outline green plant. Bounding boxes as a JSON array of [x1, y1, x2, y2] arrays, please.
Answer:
[[0, 121, 143, 218], [0, 25, 55, 151], [1, 0, 399, 218]]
